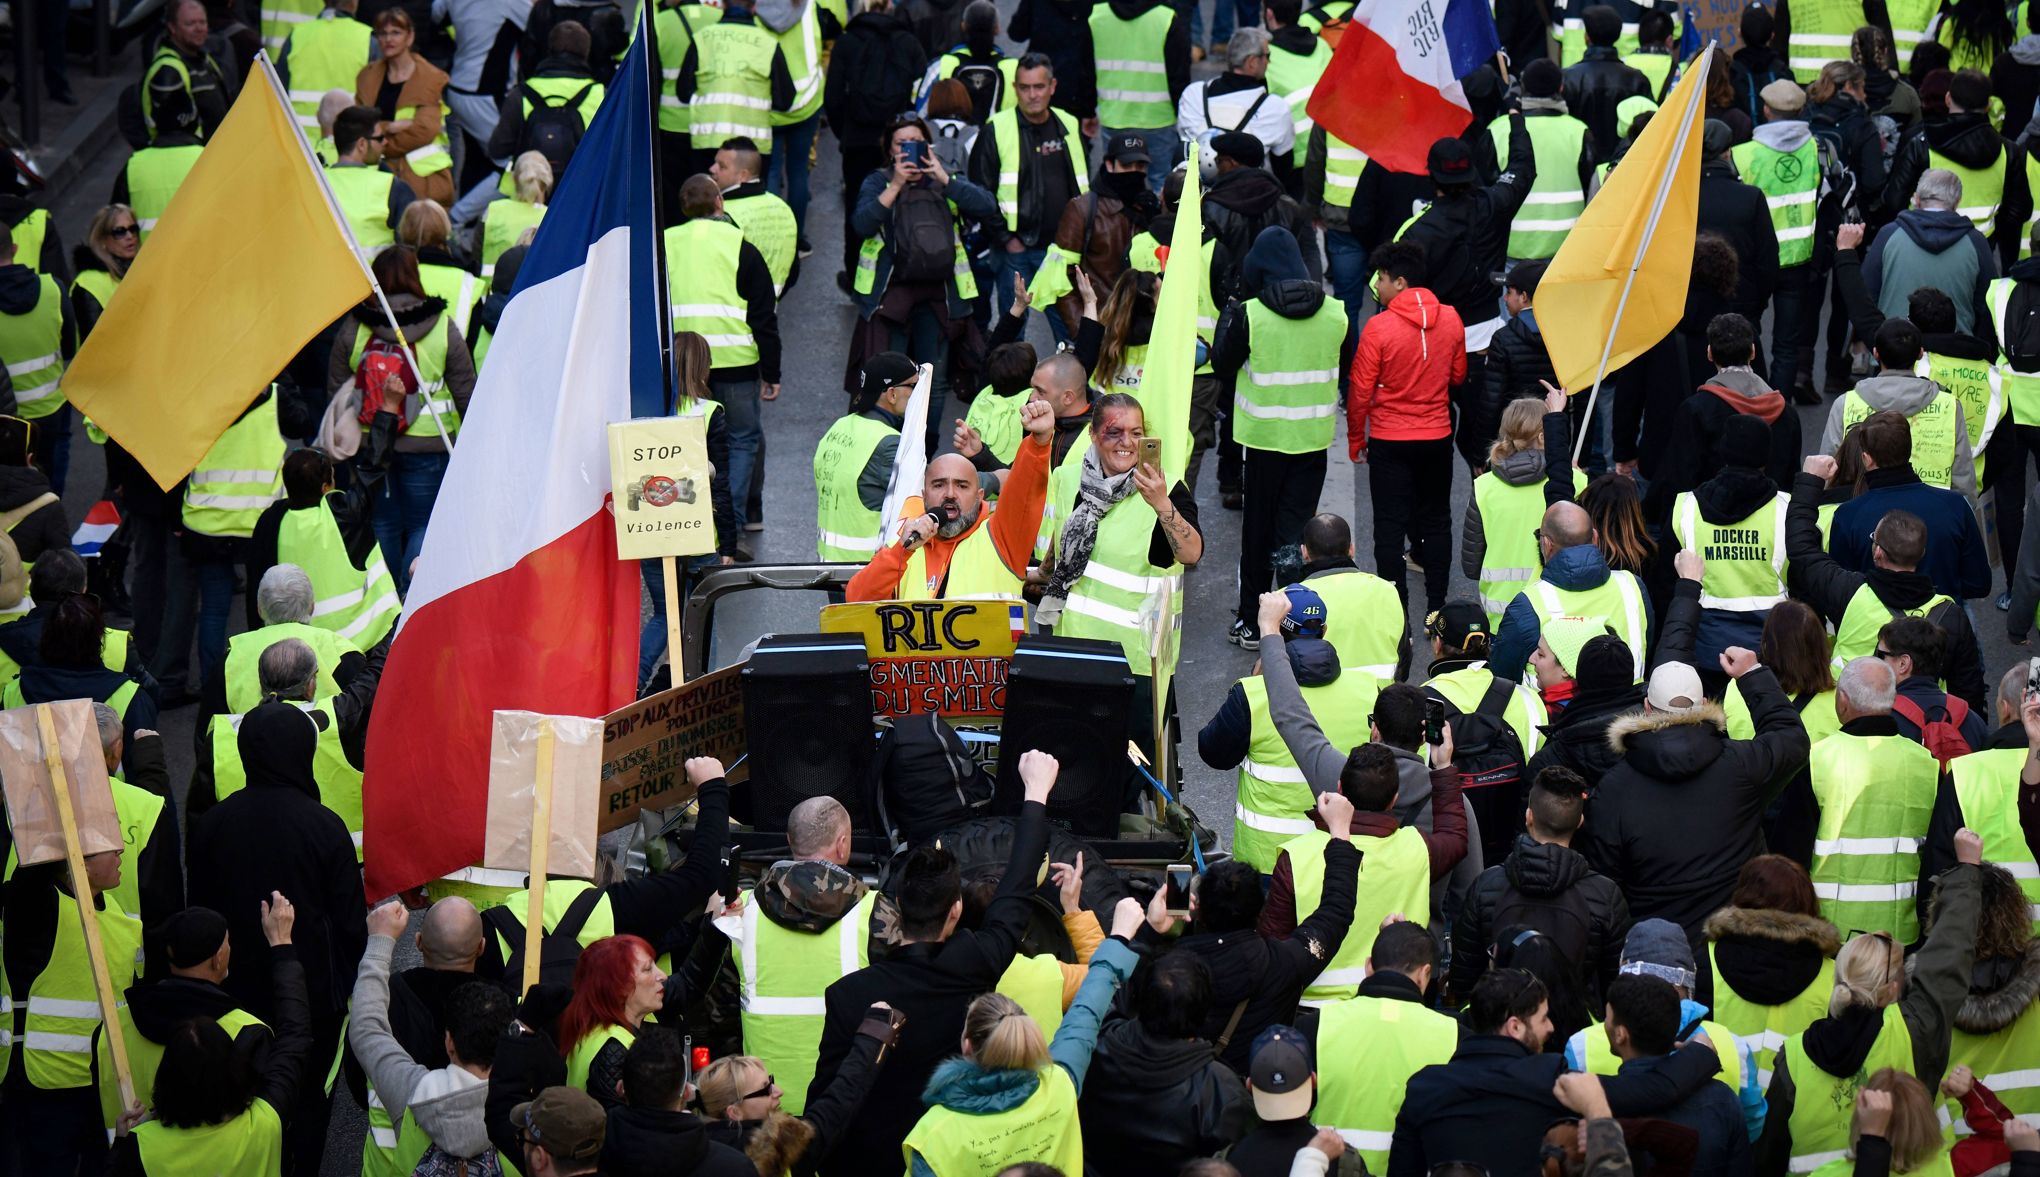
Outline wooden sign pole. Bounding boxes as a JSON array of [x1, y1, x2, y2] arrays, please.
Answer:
[[35, 705, 134, 1115], [520, 717, 556, 997], [1149, 589, 1174, 807], [661, 555, 685, 686]]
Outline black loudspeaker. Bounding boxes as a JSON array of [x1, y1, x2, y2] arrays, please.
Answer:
[[742, 634, 876, 832], [994, 635, 1135, 838]]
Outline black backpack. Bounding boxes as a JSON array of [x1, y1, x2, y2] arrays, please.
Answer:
[[1490, 882, 1597, 972], [2005, 283, 2040, 373], [890, 184, 959, 284], [874, 712, 995, 845], [519, 81, 596, 178], [1427, 676, 1528, 869], [484, 885, 605, 992], [950, 58, 1006, 124]]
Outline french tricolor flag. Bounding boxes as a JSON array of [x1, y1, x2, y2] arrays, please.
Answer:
[[71, 501, 120, 557], [1307, 0, 1501, 175], [360, 14, 663, 898]]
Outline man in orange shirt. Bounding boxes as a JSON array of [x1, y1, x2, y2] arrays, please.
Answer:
[[847, 399, 1055, 601]]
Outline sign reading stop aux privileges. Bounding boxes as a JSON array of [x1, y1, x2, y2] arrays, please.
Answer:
[[820, 599, 1023, 719], [607, 416, 718, 560], [597, 663, 748, 834]]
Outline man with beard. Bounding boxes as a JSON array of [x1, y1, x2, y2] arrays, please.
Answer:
[[847, 393, 1055, 600]]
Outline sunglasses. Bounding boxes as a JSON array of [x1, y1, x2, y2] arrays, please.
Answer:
[[743, 1075, 776, 1101], [108, 225, 139, 239], [1874, 648, 1896, 660]]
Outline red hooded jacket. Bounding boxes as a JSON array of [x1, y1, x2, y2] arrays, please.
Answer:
[[1347, 285, 1466, 459]]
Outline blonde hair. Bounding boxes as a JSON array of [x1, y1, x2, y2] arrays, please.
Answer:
[[1829, 932, 1903, 1015], [1487, 396, 1545, 469], [1807, 60, 1866, 105], [696, 1054, 766, 1121], [86, 204, 137, 277], [398, 199, 451, 249], [512, 151, 555, 205], [962, 993, 1049, 1072], [1850, 1069, 1942, 1173]]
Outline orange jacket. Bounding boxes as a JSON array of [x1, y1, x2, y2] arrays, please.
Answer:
[[846, 432, 1052, 601]]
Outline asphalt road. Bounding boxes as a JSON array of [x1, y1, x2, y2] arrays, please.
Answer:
[[46, 36, 2035, 1176]]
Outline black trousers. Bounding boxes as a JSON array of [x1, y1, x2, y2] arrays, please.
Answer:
[[1236, 447, 1328, 624], [840, 144, 885, 279], [657, 128, 693, 227], [283, 1014, 345, 1176], [1369, 435, 1454, 613], [1986, 422, 2040, 576]]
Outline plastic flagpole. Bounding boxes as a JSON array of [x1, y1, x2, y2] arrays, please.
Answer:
[[256, 51, 460, 451], [1571, 45, 1713, 465]]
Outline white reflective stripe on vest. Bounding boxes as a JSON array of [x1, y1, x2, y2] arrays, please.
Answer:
[[1767, 190, 1817, 209], [27, 996, 102, 1019], [672, 303, 751, 319], [1314, 966, 1366, 987], [187, 491, 287, 511], [1337, 1130, 1396, 1154], [5, 351, 58, 377], [1812, 880, 1917, 902], [1777, 225, 1816, 241], [1813, 836, 1923, 855], [696, 333, 756, 349], [1513, 217, 1581, 232], [1242, 759, 1306, 783], [689, 122, 773, 137], [1234, 804, 1313, 835], [366, 1090, 399, 1148], [1100, 87, 1169, 103], [23, 1030, 93, 1053], [1234, 397, 1336, 420], [818, 529, 881, 554], [1064, 593, 1142, 628], [1790, 1150, 1851, 1173], [1247, 368, 1341, 386], [1522, 190, 1586, 203], [2003, 861, 2040, 879], [1077, 560, 1174, 595], [1096, 58, 1166, 72], [697, 91, 773, 109]]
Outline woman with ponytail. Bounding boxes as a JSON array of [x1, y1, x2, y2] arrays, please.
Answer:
[[1755, 834, 1987, 1175], [901, 898, 1144, 1176]]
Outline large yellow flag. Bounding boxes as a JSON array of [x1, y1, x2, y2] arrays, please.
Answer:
[[1137, 161, 1200, 487], [1540, 46, 1714, 396], [63, 56, 370, 490]]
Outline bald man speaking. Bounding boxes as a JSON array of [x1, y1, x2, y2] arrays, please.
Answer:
[[847, 398, 1055, 601]]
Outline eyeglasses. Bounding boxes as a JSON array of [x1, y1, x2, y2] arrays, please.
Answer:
[[107, 225, 139, 239], [1874, 648, 1896, 660], [743, 1076, 776, 1101]]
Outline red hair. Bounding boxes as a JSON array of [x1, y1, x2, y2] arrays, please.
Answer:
[[556, 935, 654, 1058]]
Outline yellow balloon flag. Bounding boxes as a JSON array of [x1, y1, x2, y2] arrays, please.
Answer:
[[1136, 161, 1200, 487], [1539, 45, 1715, 399], [62, 55, 372, 490]]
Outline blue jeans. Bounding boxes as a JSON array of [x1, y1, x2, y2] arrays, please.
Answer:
[[638, 554, 718, 690], [1325, 229, 1366, 390], [996, 247, 1073, 347], [1190, 0, 1238, 49], [37, 404, 72, 495], [768, 113, 820, 237], [194, 558, 236, 687], [1105, 127, 1178, 193], [375, 450, 450, 595], [711, 378, 762, 528], [886, 302, 949, 454]]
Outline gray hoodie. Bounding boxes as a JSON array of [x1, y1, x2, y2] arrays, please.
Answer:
[[1389, 744, 1484, 929], [1819, 372, 1977, 500], [1751, 119, 1811, 155], [348, 936, 494, 1160], [752, 0, 807, 35]]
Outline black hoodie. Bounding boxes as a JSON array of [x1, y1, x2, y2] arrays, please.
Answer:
[[1209, 225, 1329, 384], [1203, 168, 1321, 310], [1452, 835, 1632, 1007], [604, 1106, 755, 1177], [119, 974, 275, 1073], [1079, 1017, 1251, 1176], [0, 461, 70, 565], [1699, 906, 1840, 1009], [1007, 0, 1094, 116], [0, 263, 77, 363], [1886, 112, 2032, 262]]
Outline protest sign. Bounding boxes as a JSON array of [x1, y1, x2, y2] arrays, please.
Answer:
[[820, 599, 1020, 718], [484, 711, 604, 879], [598, 662, 746, 834], [1683, 0, 1742, 56], [608, 416, 718, 560]]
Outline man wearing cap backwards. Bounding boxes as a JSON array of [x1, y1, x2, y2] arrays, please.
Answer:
[[90, 907, 277, 1138], [1397, 113, 1537, 354], [814, 353, 918, 563], [1582, 643, 1809, 935], [1698, 117, 1781, 345], [1566, 919, 1767, 1145], [510, 1087, 608, 1176], [1225, 1023, 1360, 1175], [848, 397, 1053, 601], [1199, 584, 1383, 873], [1733, 79, 1825, 403]]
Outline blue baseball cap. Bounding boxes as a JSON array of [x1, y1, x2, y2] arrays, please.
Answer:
[[1279, 585, 1328, 639]]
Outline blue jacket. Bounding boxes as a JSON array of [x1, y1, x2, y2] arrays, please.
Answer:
[[1613, 1050, 1755, 1177], [1565, 997, 1768, 1146], [1828, 466, 1990, 602], [850, 170, 999, 320], [1197, 636, 1343, 770], [907, 938, 1137, 1177], [1489, 544, 1654, 683]]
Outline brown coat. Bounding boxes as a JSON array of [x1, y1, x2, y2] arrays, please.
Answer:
[[1050, 192, 1134, 339], [354, 56, 454, 206]]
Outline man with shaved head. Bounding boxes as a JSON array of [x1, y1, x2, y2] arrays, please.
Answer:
[[1487, 485, 1652, 685], [717, 794, 878, 1113], [846, 384, 1056, 600], [343, 896, 486, 1172]]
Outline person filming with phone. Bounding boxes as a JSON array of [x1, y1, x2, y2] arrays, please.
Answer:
[[848, 115, 999, 459], [846, 394, 1055, 602]]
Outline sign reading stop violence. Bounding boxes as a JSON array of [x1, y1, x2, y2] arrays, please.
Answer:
[[607, 416, 718, 560], [820, 599, 1022, 719]]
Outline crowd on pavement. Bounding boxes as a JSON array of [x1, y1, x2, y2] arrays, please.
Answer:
[[10, 0, 2040, 1172]]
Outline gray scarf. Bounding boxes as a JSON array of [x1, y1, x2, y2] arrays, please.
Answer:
[[1035, 446, 1136, 628]]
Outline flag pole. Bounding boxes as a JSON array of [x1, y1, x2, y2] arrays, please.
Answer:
[[256, 51, 460, 452], [1570, 46, 1713, 464], [643, 0, 677, 412]]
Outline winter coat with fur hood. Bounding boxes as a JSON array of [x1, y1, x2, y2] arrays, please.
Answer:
[[1698, 905, 1841, 1013], [1579, 664, 1811, 935]]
